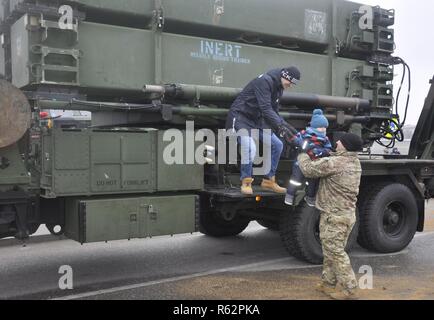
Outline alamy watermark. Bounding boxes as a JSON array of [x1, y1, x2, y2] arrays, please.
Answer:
[[58, 5, 74, 30], [162, 121, 273, 176], [358, 5, 374, 30], [58, 265, 73, 290], [358, 265, 374, 290]]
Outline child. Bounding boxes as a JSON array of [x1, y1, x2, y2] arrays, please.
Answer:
[[285, 109, 332, 207]]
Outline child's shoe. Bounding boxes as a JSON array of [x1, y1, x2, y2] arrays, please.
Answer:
[[285, 194, 294, 206], [305, 196, 316, 207]]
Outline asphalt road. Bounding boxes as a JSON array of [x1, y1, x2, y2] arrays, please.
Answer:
[[0, 201, 433, 300]]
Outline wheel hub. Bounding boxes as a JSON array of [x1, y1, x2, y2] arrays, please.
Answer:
[[383, 203, 405, 236], [386, 210, 400, 225]]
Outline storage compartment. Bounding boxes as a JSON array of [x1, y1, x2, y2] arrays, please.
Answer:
[[41, 127, 204, 197], [41, 128, 158, 197], [65, 194, 199, 243]]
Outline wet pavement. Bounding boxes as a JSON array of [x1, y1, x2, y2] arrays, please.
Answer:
[[0, 201, 433, 300]]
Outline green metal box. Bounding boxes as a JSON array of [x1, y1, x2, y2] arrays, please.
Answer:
[[156, 130, 205, 192], [10, 14, 80, 88], [65, 194, 199, 243], [0, 143, 30, 190], [41, 128, 158, 197], [40, 128, 204, 197]]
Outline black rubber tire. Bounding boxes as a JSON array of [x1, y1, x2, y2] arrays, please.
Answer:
[[46, 223, 65, 236], [356, 185, 371, 249], [257, 219, 279, 232], [199, 211, 250, 237], [0, 225, 39, 239], [279, 204, 359, 265], [0, 232, 15, 239], [357, 183, 418, 253]]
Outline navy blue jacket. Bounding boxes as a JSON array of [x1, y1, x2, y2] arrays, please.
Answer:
[[225, 68, 286, 132]]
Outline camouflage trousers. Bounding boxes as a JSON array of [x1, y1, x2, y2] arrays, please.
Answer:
[[320, 212, 357, 290]]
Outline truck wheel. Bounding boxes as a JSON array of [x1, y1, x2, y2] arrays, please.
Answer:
[[356, 186, 370, 249], [0, 232, 15, 239], [46, 223, 65, 236], [279, 205, 359, 265], [358, 183, 418, 253], [257, 219, 279, 231], [199, 211, 250, 237]]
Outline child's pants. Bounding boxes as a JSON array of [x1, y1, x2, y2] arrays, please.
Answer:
[[287, 162, 319, 198]]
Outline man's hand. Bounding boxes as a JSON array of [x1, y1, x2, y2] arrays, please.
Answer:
[[282, 121, 298, 136], [278, 125, 295, 145], [278, 122, 297, 145]]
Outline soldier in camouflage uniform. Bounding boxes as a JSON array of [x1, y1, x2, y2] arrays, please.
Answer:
[[297, 133, 363, 300]]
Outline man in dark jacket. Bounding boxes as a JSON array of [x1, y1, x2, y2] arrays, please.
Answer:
[[225, 67, 301, 195]]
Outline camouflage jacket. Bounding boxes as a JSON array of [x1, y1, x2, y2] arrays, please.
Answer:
[[298, 151, 362, 215]]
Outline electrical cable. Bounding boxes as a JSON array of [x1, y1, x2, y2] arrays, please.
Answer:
[[375, 56, 411, 149], [401, 61, 411, 126], [392, 57, 411, 126], [395, 60, 406, 115]]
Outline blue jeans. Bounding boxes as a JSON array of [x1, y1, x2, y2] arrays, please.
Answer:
[[238, 131, 283, 180]]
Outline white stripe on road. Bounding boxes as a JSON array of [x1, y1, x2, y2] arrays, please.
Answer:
[[53, 258, 319, 300]]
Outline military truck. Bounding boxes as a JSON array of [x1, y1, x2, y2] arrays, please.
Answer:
[[0, 0, 433, 264]]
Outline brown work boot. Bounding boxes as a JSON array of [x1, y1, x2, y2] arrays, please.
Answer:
[[261, 176, 287, 194], [316, 282, 336, 295], [241, 178, 254, 195], [328, 287, 359, 300]]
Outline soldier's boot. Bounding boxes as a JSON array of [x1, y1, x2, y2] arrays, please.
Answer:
[[328, 287, 359, 300], [261, 177, 287, 194], [241, 178, 254, 195], [315, 282, 336, 295]]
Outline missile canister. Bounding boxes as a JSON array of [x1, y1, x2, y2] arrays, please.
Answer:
[[7, 14, 393, 109], [4, 0, 394, 58]]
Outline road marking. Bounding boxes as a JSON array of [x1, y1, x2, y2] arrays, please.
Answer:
[[52, 233, 434, 300], [47, 232, 434, 300], [52, 236, 427, 301], [53, 258, 320, 300]]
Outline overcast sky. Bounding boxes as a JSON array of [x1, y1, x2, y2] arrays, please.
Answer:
[[358, 0, 434, 125]]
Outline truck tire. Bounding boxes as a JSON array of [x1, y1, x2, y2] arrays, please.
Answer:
[[199, 210, 250, 237], [279, 204, 359, 265], [46, 223, 65, 236], [357, 183, 418, 253], [356, 186, 370, 249], [257, 219, 279, 231], [0, 232, 14, 239]]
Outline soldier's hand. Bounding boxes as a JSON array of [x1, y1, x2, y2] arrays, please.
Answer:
[[298, 140, 311, 153]]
